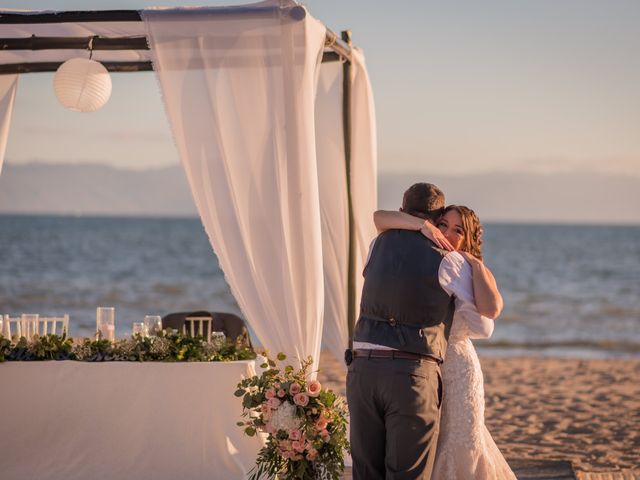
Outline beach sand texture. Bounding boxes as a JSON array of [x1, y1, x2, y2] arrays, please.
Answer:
[[317, 351, 640, 476]]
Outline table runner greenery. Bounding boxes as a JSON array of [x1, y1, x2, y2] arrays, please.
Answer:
[[0, 330, 255, 363]]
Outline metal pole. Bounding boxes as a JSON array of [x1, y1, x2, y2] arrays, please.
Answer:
[[341, 30, 357, 350]]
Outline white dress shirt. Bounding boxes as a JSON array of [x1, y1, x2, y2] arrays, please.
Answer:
[[353, 239, 494, 351]]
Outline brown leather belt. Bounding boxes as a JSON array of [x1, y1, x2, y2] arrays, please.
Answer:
[[353, 349, 440, 364]]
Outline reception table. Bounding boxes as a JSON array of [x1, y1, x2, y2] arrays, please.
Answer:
[[0, 361, 263, 480]]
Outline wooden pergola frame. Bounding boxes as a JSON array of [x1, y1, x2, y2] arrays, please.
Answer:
[[0, 7, 360, 348], [0, 9, 352, 73]]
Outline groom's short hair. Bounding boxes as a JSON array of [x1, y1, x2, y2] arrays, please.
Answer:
[[402, 183, 445, 222]]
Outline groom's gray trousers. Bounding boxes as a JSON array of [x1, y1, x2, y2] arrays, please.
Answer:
[[347, 356, 442, 480]]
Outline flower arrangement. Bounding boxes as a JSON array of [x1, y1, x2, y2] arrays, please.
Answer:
[[0, 330, 255, 363], [235, 353, 349, 480]]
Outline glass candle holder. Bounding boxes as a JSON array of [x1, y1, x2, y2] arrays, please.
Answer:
[[144, 315, 162, 336], [96, 307, 115, 342], [132, 322, 146, 337], [211, 330, 226, 347]]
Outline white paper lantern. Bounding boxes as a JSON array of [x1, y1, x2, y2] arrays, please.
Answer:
[[53, 58, 112, 112]]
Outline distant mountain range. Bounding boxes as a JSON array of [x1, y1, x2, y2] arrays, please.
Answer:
[[0, 163, 196, 218], [1, 162, 638, 224]]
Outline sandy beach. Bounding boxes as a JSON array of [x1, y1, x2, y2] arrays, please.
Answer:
[[317, 351, 640, 477]]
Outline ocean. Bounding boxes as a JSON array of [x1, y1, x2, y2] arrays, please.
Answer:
[[1, 215, 638, 358]]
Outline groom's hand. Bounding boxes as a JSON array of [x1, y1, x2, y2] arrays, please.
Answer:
[[420, 221, 454, 251]]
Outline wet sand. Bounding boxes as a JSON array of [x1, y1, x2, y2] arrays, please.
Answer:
[[317, 351, 640, 476]]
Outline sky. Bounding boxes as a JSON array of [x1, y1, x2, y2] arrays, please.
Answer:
[[2, 0, 639, 177]]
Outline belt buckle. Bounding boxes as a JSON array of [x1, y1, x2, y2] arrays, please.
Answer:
[[344, 349, 353, 366], [388, 317, 397, 327]]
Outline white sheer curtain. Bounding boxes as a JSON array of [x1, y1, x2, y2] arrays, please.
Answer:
[[0, 75, 18, 175], [143, 1, 327, 369], [315, 61, 349, 364], [316, 53, 377, 365], [350, 49, 378, 316]]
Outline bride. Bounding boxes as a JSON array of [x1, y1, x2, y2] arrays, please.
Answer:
[[374, 205, 516, 480]]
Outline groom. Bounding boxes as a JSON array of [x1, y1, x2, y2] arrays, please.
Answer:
[[346, 182, 481, 479]]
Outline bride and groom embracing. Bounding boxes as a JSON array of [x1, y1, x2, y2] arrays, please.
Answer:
[[346, 182, 516, 480]]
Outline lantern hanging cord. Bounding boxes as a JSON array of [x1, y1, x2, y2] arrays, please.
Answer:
[[87, 35, 98, 59]]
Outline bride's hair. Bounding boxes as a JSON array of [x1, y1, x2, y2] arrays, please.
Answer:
[[442, 205, 484, 260]]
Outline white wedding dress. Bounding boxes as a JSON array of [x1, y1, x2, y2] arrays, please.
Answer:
[[432, 312, 516, 480]]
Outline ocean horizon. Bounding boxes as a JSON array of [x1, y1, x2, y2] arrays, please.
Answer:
[[1, 214, 639, 359], [5, 210, 640, 227]]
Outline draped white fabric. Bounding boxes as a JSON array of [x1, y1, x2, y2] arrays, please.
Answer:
[[317, 51, 378, 365], [143, 1, 327, 369], [0, 75, 18, 175], [349, 49, 378, 319], [315, 61, 349, 364]]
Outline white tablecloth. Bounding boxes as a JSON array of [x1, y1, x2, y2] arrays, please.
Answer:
[[0, 361, 263, 480]]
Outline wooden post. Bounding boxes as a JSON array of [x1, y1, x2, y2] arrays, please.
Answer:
[[341, 30, 356, 350]]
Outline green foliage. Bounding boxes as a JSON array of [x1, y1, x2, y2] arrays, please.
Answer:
[[30, 332, 74, 360], [0, 330, 256, 363], [0, 335, 11, 362], [4, 332, 74, 361]]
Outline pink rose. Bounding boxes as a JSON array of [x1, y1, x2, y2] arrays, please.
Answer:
[[307, 380, 322, 397], [291, 440, 303, 452], [265, 388, 276, 399], [268, 397, 282, 409], [289, 429, 302, 441], [274, 382, 281, 389], [320, 429, 330, 442], [277, 389, 286, 398], [293, 393, 309, 407], [306, 448, 318, 461], [289, 382, 302, 395], [315, 417, 328, 431]]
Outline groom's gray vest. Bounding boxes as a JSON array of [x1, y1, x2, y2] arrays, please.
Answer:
[[354, 229, 455, 360]]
